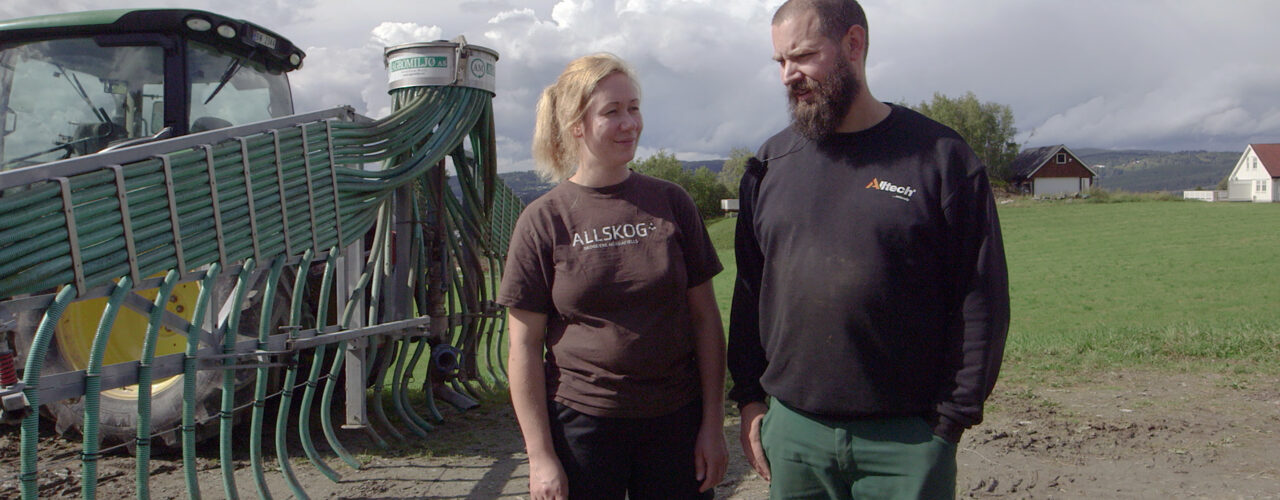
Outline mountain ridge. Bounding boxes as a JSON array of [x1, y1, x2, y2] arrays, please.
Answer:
[[482, 148, 1244, 204]]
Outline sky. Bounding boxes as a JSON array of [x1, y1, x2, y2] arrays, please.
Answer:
[[4, 0, 1280, 172]]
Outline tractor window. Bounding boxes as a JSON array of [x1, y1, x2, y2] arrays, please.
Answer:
[[187, 41, 293, 133], [0, 39, 163, 170]]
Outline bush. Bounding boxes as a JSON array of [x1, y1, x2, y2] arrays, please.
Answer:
[[1082, 188, 1182, 203]]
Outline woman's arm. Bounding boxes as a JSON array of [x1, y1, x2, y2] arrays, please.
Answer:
[[687, 280, 728, 492], [507, 307, 566, 500]]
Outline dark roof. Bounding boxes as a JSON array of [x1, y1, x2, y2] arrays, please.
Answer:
[[1251, 144, 1280, 178], [1009, 145, 1061, 180], [1008, 144, 1096, 180]]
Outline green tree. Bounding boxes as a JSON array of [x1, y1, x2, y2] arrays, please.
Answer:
[[630, 150, 732, 219], [630, 149, 684, 180], [910, 91, 1018, 182], [717, 147, 753, 195]]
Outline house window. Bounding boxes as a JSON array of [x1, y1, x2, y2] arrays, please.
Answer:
[[1056, 153, 1067, 164]]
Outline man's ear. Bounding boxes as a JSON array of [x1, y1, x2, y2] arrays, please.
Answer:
[[842, 24, 867, 65]]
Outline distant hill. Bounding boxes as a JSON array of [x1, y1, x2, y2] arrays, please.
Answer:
[[497, 171, 558, 204], [1073, 148, 1239, 192], [477, 149, 1238, 203], [476, 160, 730, 205], [443, 171, 556, 205], [682, 159, 725, 173]]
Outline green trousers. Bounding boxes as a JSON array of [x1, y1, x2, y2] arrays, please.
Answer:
[[761, 401, 957, 500]]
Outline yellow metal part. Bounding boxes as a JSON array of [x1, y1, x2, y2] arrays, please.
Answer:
[[55, 279, 203, 399]]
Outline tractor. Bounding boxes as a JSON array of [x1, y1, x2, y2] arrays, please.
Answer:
[[0, 8, 308, 448]]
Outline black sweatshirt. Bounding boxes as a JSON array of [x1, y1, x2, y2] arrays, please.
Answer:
[[727, 104, 1010, 439]]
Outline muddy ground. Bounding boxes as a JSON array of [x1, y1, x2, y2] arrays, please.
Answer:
[[2, 369, 1277, 499]]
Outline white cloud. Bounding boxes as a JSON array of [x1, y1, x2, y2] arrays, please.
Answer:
[[5, 0, 1280, 170], [370, 23, 444, 47], [469, 0, 786, 170]]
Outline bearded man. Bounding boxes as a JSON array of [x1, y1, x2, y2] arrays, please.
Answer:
[[726, 0, 1011, 498]]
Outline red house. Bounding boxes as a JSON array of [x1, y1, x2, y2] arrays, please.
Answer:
[[1008, 145, 1097, 197]]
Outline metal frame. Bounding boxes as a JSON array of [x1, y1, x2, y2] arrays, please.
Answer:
[[0, 107, 362, 190], [10, 314, 431, 405], [107, 165, 143, 286]]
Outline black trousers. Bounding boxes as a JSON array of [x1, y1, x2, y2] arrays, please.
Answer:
[[548, 398, 713, 500]]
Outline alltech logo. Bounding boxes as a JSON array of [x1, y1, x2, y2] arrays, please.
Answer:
[[865, 178, 917, 201]]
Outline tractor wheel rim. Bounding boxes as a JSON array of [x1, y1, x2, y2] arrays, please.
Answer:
[[54, 279, 203, 399]]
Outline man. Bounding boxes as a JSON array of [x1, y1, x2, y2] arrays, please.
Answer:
[[727, 0, 1010, 498]]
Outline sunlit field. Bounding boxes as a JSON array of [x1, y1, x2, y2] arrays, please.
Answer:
[[707, 200, 1280, 383]]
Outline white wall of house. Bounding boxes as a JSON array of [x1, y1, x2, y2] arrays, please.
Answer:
[[1228, 180, 1252, 201], [1227, 148, 1276, 202], [1034, 177, 1086, 197]]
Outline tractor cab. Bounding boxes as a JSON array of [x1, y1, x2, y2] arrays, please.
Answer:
[[0, 9, 304, 170]]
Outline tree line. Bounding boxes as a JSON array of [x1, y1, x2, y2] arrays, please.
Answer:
[[631, 91, 1019, 218]]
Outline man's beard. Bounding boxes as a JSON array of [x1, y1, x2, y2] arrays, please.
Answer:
[[787, 57, 859, 141]]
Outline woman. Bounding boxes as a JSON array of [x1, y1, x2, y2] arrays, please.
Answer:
[[497, 53, 728, 500]]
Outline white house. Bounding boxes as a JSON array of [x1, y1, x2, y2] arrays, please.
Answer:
[[1225, 144, 1280, 202]]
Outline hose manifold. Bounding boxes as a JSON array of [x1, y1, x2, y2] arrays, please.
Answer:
[[430, 344, 463, 377]]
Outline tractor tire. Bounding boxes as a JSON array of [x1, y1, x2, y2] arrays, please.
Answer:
[[29, 270, 296, 452]]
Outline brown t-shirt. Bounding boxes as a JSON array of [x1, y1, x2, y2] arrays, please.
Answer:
[[497, 172, 722, 418]]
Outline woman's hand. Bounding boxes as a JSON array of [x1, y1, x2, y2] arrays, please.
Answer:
[[527, 452, 568, 500], [694, 418, 728, 492], [687, 281, 728, 492], [508, 308, 565, 499]]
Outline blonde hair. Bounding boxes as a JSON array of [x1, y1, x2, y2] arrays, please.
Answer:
[[531, 53, 639, 182]]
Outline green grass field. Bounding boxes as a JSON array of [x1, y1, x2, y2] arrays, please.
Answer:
[[400, 200, 1280, 403], [706, 201, 1280, 382]]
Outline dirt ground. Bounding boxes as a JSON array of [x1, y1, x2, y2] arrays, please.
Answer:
[[2, 369, 1277, 499]]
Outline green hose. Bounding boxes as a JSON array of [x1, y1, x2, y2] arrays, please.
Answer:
[[250, 256, 286, 500], [297, 251, 340, 482], [184, 263, 222, 500], [392, 336, 433, 433], [276, 249, 314, 499], [367, 336, 406, 442], [317, 207, 390, 468], [441, 193, 489, 400], [365, 208, 404, 443], [19, 284, 76, 500], [410, 197, 445, 423], [319, 338, 362, 470], [221, 258, 257, 500], [136, 269, 181, 500], [391, 192, 435, 430], [81, 276, 133, 500]]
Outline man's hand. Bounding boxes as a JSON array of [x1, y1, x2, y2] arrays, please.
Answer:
[[738, 401, 770, 481], [695, 419, 728, 492], [527, 453, 568, 500]]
